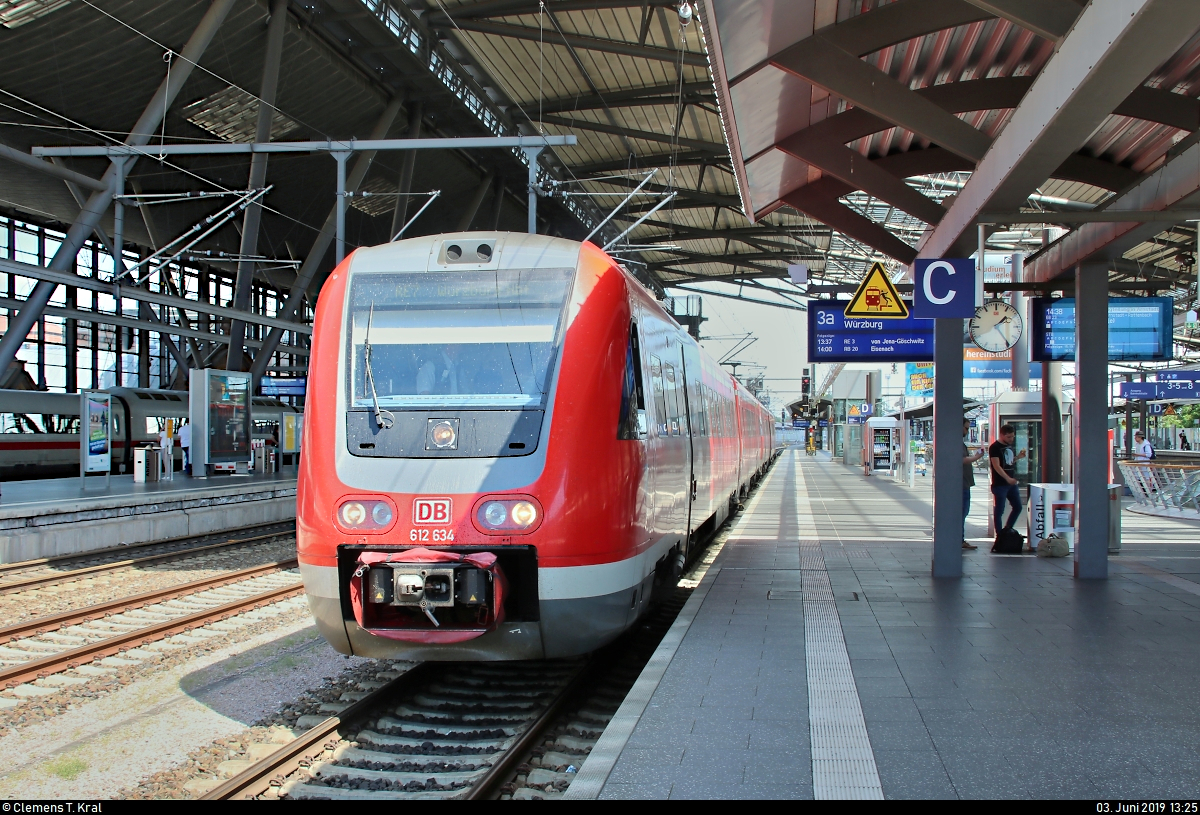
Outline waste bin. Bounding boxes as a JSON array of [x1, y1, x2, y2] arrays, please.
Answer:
[[133, 447, 161, 483], [1108, 484, 1122, 553]]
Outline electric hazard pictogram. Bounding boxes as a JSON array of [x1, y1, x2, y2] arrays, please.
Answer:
[[844, 262, 909, 319]]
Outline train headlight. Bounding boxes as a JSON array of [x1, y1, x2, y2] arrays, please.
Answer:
[[483, 502, 508, 527], [337, 499, 396, 532], [510, 501, 538, 528], [371, 502, 393, 526], [427, 418, 459, 450], [340, 501, 367, 527], [474, 496, 542, 534]]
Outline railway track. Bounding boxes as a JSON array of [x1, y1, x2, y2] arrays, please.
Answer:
[[0, 563, 303, 690], [202, 660, 588, 801], [0, 522, 296, 595]]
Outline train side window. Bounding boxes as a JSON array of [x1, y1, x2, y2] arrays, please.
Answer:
[[663, 363, 681, 436], [618, 322, 647, 440], [649, 355, 667, 437]]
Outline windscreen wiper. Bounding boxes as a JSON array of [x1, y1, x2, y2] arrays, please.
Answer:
[[364, 304, 394, 430]]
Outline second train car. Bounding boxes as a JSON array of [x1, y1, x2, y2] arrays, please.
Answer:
[[298, 232, 775, 661]]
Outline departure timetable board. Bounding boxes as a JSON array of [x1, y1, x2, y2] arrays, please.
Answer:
[[1030, 297, 1173, 362], [808, 302, 934, 362]]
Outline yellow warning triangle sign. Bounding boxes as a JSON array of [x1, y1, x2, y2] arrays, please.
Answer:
[[844, 261, 909, 319]]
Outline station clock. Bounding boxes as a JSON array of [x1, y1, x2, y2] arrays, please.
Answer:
[[968, 300, 1023, 353]]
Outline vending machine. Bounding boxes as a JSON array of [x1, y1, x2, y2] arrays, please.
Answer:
[[866, 417, 899, 475]]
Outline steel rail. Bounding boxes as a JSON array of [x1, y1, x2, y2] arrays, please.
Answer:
[[200, 663, 437, 800], [204, 659, 592, 800], [0, 580, 304, 689], [0, 559, 298, 645], [465, 660, 595, 800], [0, 521, 294, 578], [0, 532, 293, 595]]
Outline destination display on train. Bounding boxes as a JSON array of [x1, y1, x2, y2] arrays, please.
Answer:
[[1030, 297, 1173, 362], [808, 302, 934, 362]]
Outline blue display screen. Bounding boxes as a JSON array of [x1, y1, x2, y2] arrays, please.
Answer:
[[808, 302, 934, 362], [1030, 297, 1173, 362]]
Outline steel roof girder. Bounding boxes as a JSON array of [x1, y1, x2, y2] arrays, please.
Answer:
[[770, 35, 991, 164], [438, 18, 707, 66], [960, 0, 1082, 41], [920, 0, 1200, 261], [775, 132, 947, 224], [1025, 138, 1200, 283]]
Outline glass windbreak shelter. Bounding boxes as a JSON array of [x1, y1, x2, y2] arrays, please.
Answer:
[[988, 391, 1043, 491]]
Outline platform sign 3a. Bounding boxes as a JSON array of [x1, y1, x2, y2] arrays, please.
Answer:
[[845, 262, 909, 319]]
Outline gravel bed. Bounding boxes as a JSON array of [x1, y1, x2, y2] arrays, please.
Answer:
[[0, 594, 309, 737], [125, 658, 413, 799], [0, 538, 296, 622], [0, 611, 366, 799]]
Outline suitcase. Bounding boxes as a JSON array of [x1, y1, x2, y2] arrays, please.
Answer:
[[992, 527, 1025, 554]]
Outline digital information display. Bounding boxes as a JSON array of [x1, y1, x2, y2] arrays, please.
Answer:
[[808, 302, 933, 362], [1031, 297, 1174, 362]]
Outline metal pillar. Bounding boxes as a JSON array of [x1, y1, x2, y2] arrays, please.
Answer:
[[228, 0, 289, 372], [0, 0, 238, 375], [390, 101, 421, 240], [457, 171, 495, 231], [1010, 253, 1028, 390], [1074, 262, 1109, 579], [1042, 361, 1063, 482], [489, 177, 505, 230], [1124, 374, 1134, 457], [247, 99, 404, 381], [523, 146, 543, 234], [932, 317, 964, 577], [334, 151, 349, 264]]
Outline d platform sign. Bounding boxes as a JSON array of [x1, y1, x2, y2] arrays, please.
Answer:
[[913, 258, 977, 319]]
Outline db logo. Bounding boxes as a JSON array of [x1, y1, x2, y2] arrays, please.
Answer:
[[413, 497, 452, 525]]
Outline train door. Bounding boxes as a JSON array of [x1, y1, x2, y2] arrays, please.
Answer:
[[629, 312, 654, 548], [679, 341, 706, 540], [653, 336, 689, 546]]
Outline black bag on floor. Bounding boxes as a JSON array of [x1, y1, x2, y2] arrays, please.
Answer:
[[992, 527, 1025, 554]]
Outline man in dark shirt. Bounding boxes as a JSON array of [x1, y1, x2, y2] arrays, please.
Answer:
[[963, 419, 984, 549], [990, 423, 1027, 532]]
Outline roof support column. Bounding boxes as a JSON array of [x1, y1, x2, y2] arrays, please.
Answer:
[[247, 97, 403, 381], [227, 0, 289, 371], [1074, 262, 1109, 579], [932, 316, 964, 577], [457, 171, 495, 231], [523, 146, 543, 234], [0, 0, 238, 375], [389, 102, 422, 240]]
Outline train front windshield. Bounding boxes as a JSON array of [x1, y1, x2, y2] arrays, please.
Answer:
[[347, 268, 574, 408]]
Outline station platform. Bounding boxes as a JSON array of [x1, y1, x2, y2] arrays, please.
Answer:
[[0, 471, 297, 563], [567, 448, 1200, 800]]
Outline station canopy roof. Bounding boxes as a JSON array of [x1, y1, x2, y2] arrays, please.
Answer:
[[697, 0, 1200, 350], [2, 0, 1200, 337]]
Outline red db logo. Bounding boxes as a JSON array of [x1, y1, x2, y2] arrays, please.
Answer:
[[413, 497, 452, 525]]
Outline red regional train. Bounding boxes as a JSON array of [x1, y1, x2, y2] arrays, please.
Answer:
[[298, 232, 776, 661]]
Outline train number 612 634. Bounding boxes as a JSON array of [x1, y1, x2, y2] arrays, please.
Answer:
[[409, 528, 455, 542]]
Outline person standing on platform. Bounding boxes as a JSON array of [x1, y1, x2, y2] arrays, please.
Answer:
[[177, 420, 192, 476], [1181, 432, 1192, 452], [1133, 430, 1154, 462], [963, 419, 984, 550], [989, 424, 1026, 532]]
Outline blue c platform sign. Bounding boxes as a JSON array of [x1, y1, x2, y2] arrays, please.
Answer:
[[913, 258, 977, 319]]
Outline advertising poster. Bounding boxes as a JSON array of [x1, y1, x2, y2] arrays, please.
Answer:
[[905, 363, 934, 397], [208, 372, 251, 463], [81, 391, 111, 474]]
